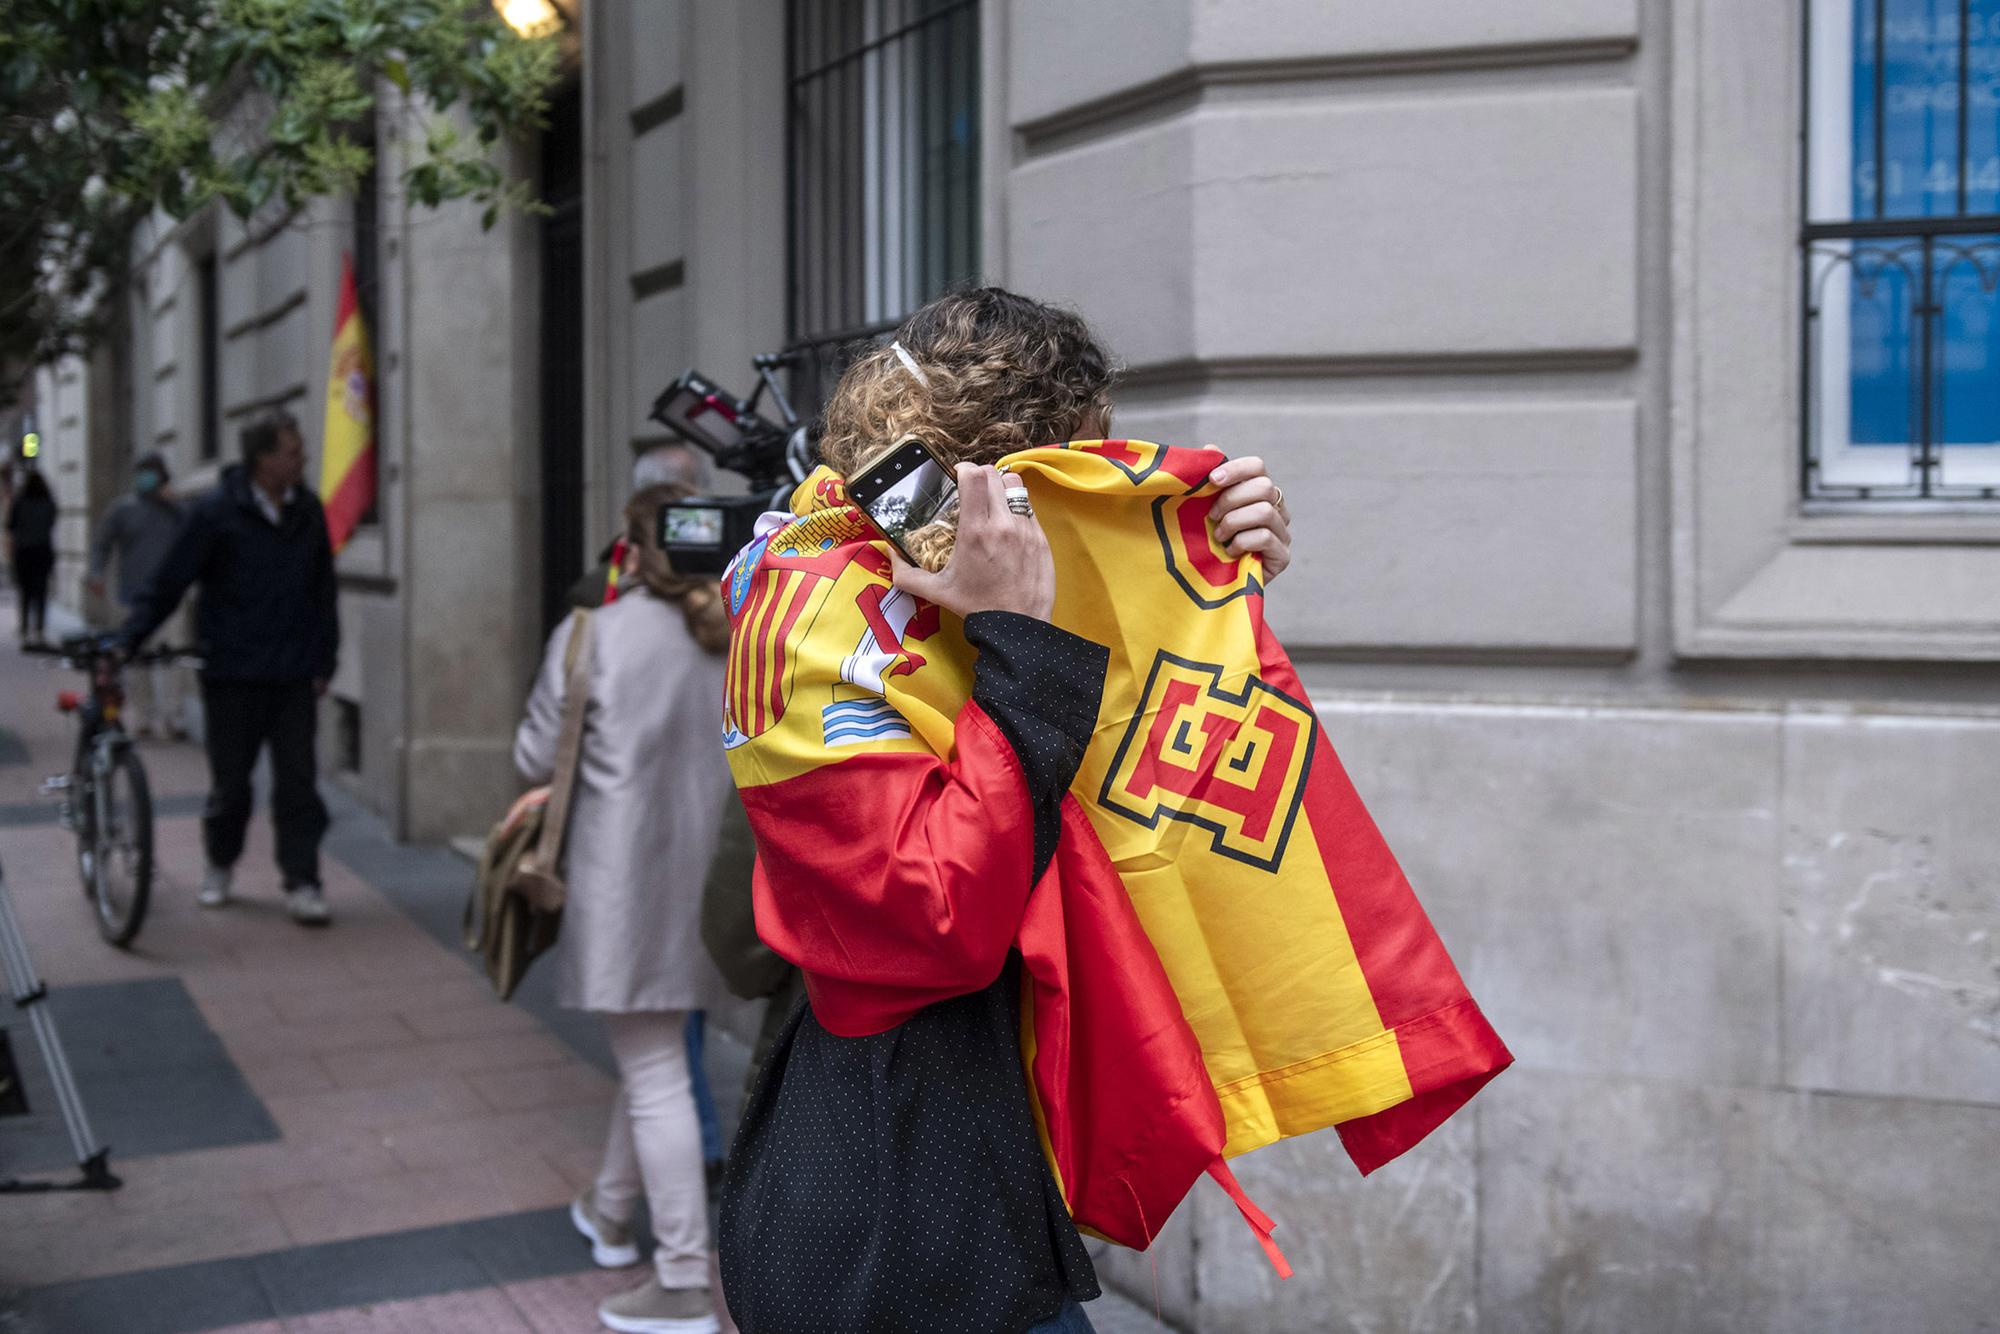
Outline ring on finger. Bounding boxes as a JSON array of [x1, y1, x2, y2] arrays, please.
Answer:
[[1004, 482, 1033, 517], [1272, 484, 1287, 518]]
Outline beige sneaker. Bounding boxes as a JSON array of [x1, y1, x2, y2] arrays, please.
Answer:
[[596, 1278, 719, 1334], [570, 1192, 640, 1268]]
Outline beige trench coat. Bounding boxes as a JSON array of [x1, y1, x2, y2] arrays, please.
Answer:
[[514, 589, 731, 1013]]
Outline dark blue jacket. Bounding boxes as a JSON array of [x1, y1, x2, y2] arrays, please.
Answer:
[[121, 465, 339, 683]]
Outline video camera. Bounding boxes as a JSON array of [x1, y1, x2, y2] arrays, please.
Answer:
[[649, 352, 816, 574]]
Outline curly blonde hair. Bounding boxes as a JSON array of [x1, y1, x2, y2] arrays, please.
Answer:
[[820, 288, 1116, 569], [623, 484, 731, 654]]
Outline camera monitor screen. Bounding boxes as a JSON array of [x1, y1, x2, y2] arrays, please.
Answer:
[[661, 504, 726, 548]]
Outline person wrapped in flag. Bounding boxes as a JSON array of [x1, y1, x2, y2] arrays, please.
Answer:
[[716, 289, 1510, 1334]]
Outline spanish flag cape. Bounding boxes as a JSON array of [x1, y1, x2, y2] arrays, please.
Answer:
[[723, 440, 1511, 1264]]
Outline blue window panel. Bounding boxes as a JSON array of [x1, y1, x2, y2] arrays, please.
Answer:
[[1847, 243, 1921, 445], [1847, 1, 2000, 449], [1936, 236, 2000, 447], [1851, 0, 2000, 219]]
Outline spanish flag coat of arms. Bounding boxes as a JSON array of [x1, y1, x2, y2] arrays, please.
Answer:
[[723, 440, 1511, 1259]]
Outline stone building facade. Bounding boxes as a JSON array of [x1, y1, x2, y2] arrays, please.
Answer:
[[38, 1, 2000, 1329]]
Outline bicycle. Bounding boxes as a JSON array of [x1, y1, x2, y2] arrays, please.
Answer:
[[26, 635, 199, 948]]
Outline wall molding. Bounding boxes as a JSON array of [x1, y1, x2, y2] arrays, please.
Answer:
[[1117, 348, 1637, 392], [628, 258, 685, 300], [221, 380, 309, 422], [222, 288, 307, 342], [629, 83, 684, 137], [222, 205, 304, 263], [1014, 38, 1639, 155]]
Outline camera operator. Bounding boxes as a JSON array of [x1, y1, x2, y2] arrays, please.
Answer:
[[568, 444, 711, 609]]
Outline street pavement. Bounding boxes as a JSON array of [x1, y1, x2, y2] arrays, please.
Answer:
[[0, 596, 1173, 1333]]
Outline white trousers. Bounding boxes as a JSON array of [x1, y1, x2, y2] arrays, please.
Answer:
[[594, 1009, 711, 1288]]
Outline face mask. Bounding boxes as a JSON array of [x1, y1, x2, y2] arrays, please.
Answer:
[[135, 470, 161, 495]]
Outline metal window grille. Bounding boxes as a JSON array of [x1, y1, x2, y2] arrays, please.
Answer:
[[786, 0, 980, 411], [1802, 0, 2000, 501]]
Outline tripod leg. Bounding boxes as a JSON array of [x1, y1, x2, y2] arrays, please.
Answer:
[[0, 866, 118, 1192]]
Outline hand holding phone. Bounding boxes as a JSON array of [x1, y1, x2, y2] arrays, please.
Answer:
[[887, 463, 1055, 622], [848, 435, 960, 566]]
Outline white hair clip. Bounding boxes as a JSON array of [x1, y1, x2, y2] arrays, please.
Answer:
[[890, 340, 930, 387]]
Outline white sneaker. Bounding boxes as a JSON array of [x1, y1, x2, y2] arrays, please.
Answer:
[[285, 884, 331, 925], [198, 866, 233, 908], [571, 1193, 641, 1268]]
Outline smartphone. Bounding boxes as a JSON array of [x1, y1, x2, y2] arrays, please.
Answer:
[[847, 435, 958, 564]]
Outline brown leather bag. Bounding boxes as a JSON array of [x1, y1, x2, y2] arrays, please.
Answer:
[[464, 610, 594, 999]]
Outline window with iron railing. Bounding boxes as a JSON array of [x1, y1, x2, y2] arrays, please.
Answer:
[[786, 0, 979, 410], [1804, 0, 2000, 501]]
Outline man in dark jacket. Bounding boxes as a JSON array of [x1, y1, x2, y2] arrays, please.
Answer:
[[121, 412, 339, 925]]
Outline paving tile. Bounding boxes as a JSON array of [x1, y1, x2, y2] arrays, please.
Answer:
[[378, 1106, 609, 1174], [7, 1188, 293, 1286], [336, 942, 477, 988], [502, 1270, 657, 1334], [535, 1096, 622, 1149], [540, 1142, 608, 1194], [465, 1062, 615, 1113], [260, 1076, 489, 1140], [184, 987, 286, 1034], [251, 1227, 491, 1319], [9, 1255, 278, 1334], [455, 1207, 611, 1286], [110, 1130, 403, 1205], [319, 1033, 575, 1091], [397, 1001, 546, 1042], [267, 977, 494, 1027], [195, 956, 366, 998], [240, 1055, 339, 1099], [281, 1287, 533, 1333], [269, 1157, 573, 1247], [217, 1013, 426, 1066]]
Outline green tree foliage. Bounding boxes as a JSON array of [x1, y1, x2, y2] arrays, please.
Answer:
[[0, 0, 561, 401]]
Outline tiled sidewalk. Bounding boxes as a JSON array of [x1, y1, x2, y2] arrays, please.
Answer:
[[0, 603, 1172, 1334]]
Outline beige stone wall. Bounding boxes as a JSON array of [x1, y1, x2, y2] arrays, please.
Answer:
[[983, 1, 2000, 1329]]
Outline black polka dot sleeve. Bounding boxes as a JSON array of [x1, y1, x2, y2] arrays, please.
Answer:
[[963, 611, 1110, 882]]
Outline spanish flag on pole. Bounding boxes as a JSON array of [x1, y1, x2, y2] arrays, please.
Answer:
[[319, 252, 376, 552]]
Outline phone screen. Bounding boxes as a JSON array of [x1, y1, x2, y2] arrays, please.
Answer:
[[852, 440, 957, 559]]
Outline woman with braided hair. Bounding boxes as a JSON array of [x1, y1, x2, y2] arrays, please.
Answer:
[[716, 289, 1293, 1334]]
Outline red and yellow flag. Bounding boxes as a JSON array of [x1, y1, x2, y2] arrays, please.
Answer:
[[724, 441, 1512, 1261], [319, 252, 376, 553]]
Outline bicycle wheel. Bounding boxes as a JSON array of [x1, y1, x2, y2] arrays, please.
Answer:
[[90, 743, 153, 947]]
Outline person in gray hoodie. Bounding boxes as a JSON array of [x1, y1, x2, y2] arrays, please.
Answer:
[[89, 452, 187, 737]]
